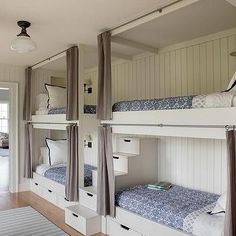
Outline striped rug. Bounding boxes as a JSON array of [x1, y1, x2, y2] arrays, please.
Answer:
[[0, 206, 68, 236]]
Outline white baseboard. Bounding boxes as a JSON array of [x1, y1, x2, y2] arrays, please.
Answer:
[[19, 181, 30, 192]]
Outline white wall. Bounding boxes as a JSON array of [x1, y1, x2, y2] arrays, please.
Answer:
[[85, 28, 236, 194]]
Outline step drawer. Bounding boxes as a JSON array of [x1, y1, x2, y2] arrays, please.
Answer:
[[116, 137, 140, 155], [65, 204, 100, 236], [109, 219, 142, 236], [79, 189, 97, 211], [57, 195, 77, 209], [113, 155, 128, 173]]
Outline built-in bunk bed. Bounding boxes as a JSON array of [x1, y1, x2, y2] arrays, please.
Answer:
[[94, 1, 236, 236], [24, 46, 99, 212]]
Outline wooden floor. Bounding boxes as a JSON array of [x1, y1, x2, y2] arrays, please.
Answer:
[[0, 191, 106, 236]]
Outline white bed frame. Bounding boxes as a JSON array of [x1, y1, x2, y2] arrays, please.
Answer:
[[102, 107, 236, 139], [106, 207, 188, 236]]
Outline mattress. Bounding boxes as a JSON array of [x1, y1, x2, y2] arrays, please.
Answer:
[[112, 92, 236, 112], [115, 185, 220, 233], [35, 105, 97, 115], [36, 164, 96, 187]]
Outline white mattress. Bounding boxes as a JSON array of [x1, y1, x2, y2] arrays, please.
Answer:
[[35, 109, 49, 115]]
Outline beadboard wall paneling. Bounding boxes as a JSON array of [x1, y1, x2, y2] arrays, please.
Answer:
[[157, 137, 227, 195]]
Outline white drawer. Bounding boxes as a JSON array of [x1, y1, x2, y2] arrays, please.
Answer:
[[57, 195, 77, 210], [65, 204, 100, 236], [109, 219, 142, 236], [116, 137, 140, 155], [113, 155, 128, 174], [31, 181, 44, 198], [43, 188, 57, 205], [79, 188, 97, 211]]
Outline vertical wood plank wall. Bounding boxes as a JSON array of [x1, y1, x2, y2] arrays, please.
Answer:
[[84, 28, 236, 194]]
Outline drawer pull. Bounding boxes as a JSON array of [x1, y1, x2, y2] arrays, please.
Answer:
[[72, 213, 78, 218], [64, 197, 69, 202], [34, 183, 38, 186], [120, 224, 130, 231], [48, 189, 52, 193], [87, 193, 93, 197], [124, 139, 131, 143], [113, 156, 119, 160]]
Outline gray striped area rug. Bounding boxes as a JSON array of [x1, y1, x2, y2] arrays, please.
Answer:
[[0, 206, 68, 236]]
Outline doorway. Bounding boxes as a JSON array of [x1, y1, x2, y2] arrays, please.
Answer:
[[0, 83, 18, 194]]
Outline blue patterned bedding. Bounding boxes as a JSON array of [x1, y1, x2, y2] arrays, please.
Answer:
[[48, 105, 96, 115], [115, 185, 219, 232], [112, 96, 195, 112], [44, 164, 96, 187]]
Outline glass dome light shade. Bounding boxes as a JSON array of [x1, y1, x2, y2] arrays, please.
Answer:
[[10, 35, 36, 53]]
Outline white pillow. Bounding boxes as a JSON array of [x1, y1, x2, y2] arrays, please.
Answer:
[[226, 72, 236, 92], [211, 192, 227, 215], [40, 147, 50, 165], [36, 94, 48, 110], [45, 84, 66, 109], [45, 138, 67, 165]]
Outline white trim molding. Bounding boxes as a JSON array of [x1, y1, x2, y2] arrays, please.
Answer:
[[0, 82, 19, 193]]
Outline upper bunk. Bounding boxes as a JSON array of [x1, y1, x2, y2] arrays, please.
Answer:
[[30, 47, 97, 126], [97, 0, 236, 139]]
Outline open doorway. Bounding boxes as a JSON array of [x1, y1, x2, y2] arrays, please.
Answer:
[[0, 90, 9, 193]]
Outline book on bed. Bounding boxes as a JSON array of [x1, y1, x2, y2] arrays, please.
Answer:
[[148, 181, 172, 191]]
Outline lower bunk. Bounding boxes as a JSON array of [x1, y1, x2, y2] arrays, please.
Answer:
[[105, 184, 224, 236], [31, 163, 97, 210]]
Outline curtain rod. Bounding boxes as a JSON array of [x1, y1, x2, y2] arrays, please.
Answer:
[[101, 123, 236, 129], [110, 0, 184, 35], [31, 48, 68, 70], [27, 121, 78, 125]]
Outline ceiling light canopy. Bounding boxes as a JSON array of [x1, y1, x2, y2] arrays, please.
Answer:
[[11, 21, 36, 53]]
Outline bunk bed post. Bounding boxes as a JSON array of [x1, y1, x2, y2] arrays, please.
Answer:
[[78, 44, 85, 189]]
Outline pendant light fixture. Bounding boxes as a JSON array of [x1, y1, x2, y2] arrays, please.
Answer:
[[11, 21, 36, 53]]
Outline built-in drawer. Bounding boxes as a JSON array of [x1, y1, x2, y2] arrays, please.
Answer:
[[116, 137, 140, 155], [57, 195, 77, 210], [31, 181, 45, 198], [43, 188, 57, 205], [79, 188, 97, 211], [65, 204, 100, 236], [109, 219, 142, 236]]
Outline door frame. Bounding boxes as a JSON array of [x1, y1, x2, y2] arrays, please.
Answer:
[[0, 82, 19, 192]]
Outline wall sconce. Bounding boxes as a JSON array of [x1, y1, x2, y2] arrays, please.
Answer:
[[230, 51, 236, 57], [84, 79, 92, 94], [84, 135, 92, 148]]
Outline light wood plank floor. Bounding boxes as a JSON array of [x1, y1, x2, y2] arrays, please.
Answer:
[[0, 191, 106, 236]]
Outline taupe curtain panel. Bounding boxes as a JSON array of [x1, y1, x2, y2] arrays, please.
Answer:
[[97, 31, 112, 120], [225, 130, 236, 236], [24, 123, 33, 178], [66, 124, 79, 201], [97, 126, 115, 217], [23, 67, 32, 121], [66, 46, 79, 121]]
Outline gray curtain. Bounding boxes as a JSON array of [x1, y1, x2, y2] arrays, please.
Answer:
[[97, 126, 115, 217], [23, 67, 32, 121], [66, 124, 79, 201], [97, 31, 112, 120], [66, 46, 79, 121], [24, 123, 33, 178], [225, 130, 236, 236]]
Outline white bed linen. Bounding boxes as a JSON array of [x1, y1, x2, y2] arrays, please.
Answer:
[[192, 213, 224, 236], [35, 163, 66, 176], [35, 109, 49, 115]]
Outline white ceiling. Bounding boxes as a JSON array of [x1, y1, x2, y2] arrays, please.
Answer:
[[0, 0, 173, 67], [118, 0, 236, 48]]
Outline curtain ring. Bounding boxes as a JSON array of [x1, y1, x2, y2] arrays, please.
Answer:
[[225, 125, 229, 131]]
